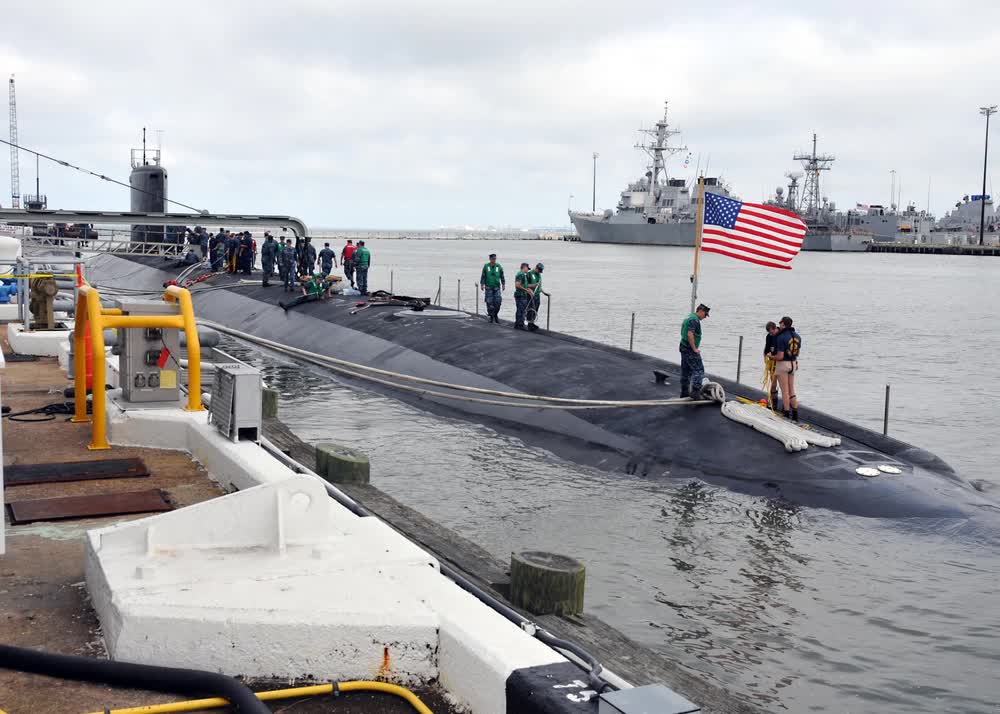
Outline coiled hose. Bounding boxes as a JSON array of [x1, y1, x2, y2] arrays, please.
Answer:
[[0, 644, 270, 714]]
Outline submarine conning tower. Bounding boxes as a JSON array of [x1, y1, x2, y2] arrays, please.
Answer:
[[129, 135, 168, 245]]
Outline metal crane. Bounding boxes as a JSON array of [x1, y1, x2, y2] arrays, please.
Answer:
[[8, 75, 19, 209]]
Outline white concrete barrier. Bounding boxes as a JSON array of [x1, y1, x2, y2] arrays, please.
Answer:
[[7, 322, 71, 357]]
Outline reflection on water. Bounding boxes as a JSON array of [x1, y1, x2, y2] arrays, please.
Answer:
[[222, 337, 1000, 713]]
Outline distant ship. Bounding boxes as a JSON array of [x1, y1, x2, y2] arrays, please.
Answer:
[[930, 194, 1000, 245], [568, 102, 735, 246], [766, 135, 936, 251]]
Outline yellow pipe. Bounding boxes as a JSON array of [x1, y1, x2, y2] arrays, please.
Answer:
[[102, 315, 185, 330], [86, 287, 110, 450], [86, 680, 433, 714], [71, 289, 90, 424], [69, 284, 205, 449], [163, 286, 204, 412]]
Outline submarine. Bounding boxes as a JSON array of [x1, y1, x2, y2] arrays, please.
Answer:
[[74, 246, 1000, 528]]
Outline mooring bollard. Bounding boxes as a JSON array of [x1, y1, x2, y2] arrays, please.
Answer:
[[262, 386, 279, 418], [510, 551, 585, 616], [315, 443, 370, 485], [736, 335, 744, 384], [883, 384, 890, 436], [629, 312, 636, 352]]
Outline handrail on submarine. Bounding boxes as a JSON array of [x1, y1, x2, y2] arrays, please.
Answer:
[[0, 208, 310, 239], [73, 284, 205, 450]]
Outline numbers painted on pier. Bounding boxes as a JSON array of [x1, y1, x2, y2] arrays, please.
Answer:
[[553, 679, 598, 704]]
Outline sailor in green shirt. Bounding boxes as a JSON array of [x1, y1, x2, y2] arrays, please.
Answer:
[[513, 262, 533, 330], [678, 304, 710, 398], [525, 262, 547, 331], [480, 253, 505, 324], [280, 272, 329, 312], [354, 240, 372, 295]]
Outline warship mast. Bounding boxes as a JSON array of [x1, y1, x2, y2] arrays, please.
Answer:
[[634, 102, 687, 218]]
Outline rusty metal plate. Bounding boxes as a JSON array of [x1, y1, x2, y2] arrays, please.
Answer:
[[5, 458, 149, 486], [7, 489, 172, 525]]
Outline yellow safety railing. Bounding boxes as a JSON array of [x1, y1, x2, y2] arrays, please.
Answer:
[[72, 284, 204, 450]]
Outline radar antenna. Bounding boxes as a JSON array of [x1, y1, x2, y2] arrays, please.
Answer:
[[633, 102, 688, 215], [793, 134, 834, 216]]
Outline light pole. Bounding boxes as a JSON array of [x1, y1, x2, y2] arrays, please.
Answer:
[[592, 152, 599, 212], [979, 105, 996, 246], [889, 169, 896, 210]]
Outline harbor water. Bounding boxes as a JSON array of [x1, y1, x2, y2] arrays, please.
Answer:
[[225, 239, 1000, 713]]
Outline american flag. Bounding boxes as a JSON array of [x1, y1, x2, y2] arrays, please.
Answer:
[[701, 192, 807, 270]]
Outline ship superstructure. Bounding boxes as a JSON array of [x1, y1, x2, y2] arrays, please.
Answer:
[[569, 102, 734, 246]]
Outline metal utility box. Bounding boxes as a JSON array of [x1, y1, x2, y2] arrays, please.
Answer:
[[599, 685, 700, 714], [116, 299, 182, 404], [209, 363, 262, 443]]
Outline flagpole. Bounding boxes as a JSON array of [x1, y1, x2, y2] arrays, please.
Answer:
[[690, 176, 705, 313]]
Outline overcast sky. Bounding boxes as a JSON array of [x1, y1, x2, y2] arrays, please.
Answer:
[[2, 1, 999, 229]]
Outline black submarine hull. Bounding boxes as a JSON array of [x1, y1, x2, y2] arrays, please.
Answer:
[[89, 254, 999, 525]]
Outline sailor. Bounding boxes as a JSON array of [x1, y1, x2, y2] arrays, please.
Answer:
[[678, 304, 710, 399], [239, 231, 254, 275], [280, 272, 328, 312], [513, 262, 533, 330], [280, 238, 297, 292], [226, 231, 240, 273], [341, 239, 357, 288], [211, 233, 226, 272], [480, 254, 505, 323], [182, 248, 199, 265], [260, 233, 277, 287], [773, 316, 802, 421], [198, 227, 210, 259], [300, 237, 317, 275], [354, 240, 371, 295], [525, 262, 548, 331], [318, 242, 337, 277], [764, 321, 779, 406]]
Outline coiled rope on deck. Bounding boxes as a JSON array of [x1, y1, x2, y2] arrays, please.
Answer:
[[721, 400, 841, 452], [199, 319, 721, 410]]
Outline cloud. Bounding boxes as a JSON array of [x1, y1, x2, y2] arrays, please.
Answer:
[[2, 1, 999, 227]]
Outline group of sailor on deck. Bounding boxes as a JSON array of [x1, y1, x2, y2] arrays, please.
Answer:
[[479, 254, 548, 331]]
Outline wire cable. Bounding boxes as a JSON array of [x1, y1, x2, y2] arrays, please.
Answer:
[[0, 136, 206, 213]]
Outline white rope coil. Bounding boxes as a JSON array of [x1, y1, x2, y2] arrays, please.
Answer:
[[721, 401, 841, 452]]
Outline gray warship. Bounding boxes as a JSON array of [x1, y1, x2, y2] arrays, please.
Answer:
[[768, 135, 936, 250], [569, 102, 734, 246]]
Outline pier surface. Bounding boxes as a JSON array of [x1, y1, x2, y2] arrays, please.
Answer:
[[0, 338, 455, 713], [262, 415, 762, 714]]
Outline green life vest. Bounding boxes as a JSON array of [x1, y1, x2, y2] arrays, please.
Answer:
[[514, 270, 532, 296], [306, 277, 325, 296], [355, 246, 371, 267], [481, 263, 504, 288], [527, 271, 541, 291]]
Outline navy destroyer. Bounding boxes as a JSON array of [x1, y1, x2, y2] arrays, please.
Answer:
[[569, 103, 734, 246]]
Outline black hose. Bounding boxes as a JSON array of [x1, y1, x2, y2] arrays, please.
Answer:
[[0, 644, 270, 714], [2, 401, 80, 422], [258, 439, 614, 692]]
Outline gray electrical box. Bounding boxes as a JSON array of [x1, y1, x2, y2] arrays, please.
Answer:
[[209, 363, 262, 442], [116, 298, 182, 404], [599, 685, 699, 714]]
